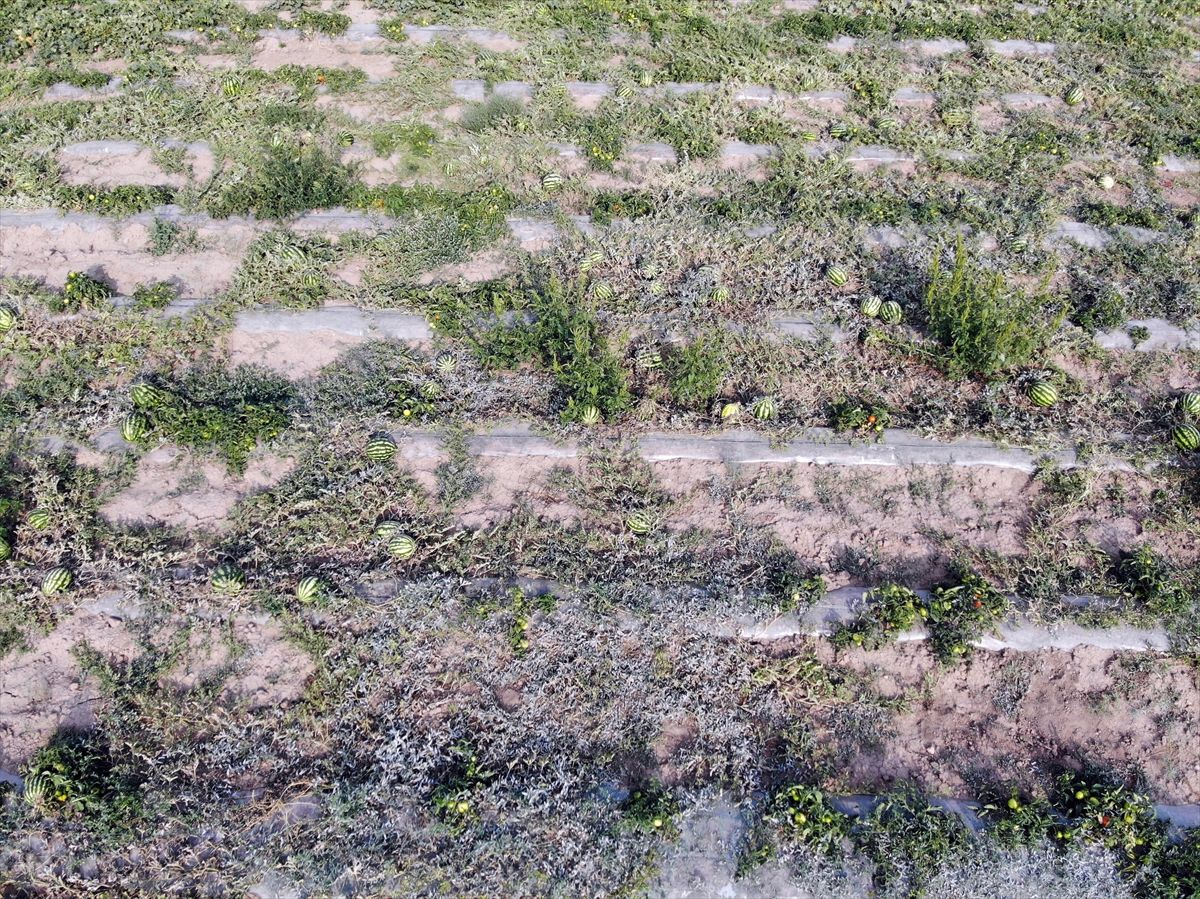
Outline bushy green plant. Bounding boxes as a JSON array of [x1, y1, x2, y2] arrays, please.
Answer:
[[771, 785, 851, 855], [665, 335, 725, 411], [924, 241, 1063, 378], [830, 398, 890, 437], [923, 572, 1011, 662], [979, 790, 1057, 847], [22, 730, 141, 826], [131, 280, 175, 310], [142, 366, 296, 472], [210, 140, 354, 220], [461, 95, 524, 133], [620, 784, 678, 835], [831, 584, 923, 650], [1116, 545, 1189, 617], [1053, 773, 1165, 869], [855, 787, 971, 893], [57, 270, 111, 311]]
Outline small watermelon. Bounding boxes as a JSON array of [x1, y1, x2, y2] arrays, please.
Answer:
[[435, 353, 457, 374], [593, 282, 615, 301], [41, 566, 73, 595], [365, 436, 397, 463], [720, 401, 742, 420], [635, 346, 662, 370], [541, 171, 563, 190], [625, 511, 653, 535], [579, 250, 605, 273], [860, 296, 882, 318], [27, 509, 51, 530], [710, 286, 731, 303], [1172, 424, 1200, 452], [221, 76, 242, 98], [23, 773, 49, 808], [0, 535, 10, 562], [1027, 381, 1058, 408], [752, 396, 776, 421], [829, 122, 852, 139], [876, 116, 899, 132], [827, 266, 849, 287], [1178, 392, 1200, 417], [337, 129, 355, 147], [211, 563, 245, 595], [296, 576, 323, 603], [1097, 174, 1115, 191], [616, 84, 635, 99], [1007, 234, 1029, 253], [579, 405, 601, 425], [120, 412, 149, 443], [941, 108, 971, 127], [639, 71, 654, 88], [131, 383, 170, 408], [388, 534, 417, 560], [1064, 84, 1084, 106], [0, 304, 18, 334], [878, 301, 903, 325], [374, 520, 403, 540], [420, 380, 442, 399]]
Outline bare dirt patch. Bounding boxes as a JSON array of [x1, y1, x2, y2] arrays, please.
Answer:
[[100, 446, 295, 532], [801, 640, 1200, 803]]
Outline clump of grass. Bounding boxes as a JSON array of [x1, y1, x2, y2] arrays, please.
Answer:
[[209, 140, 354, 220], [923, 241, 1063, 379], [665, 334, 725, 411], [461, 95, 524, 133], [140, 365, 296, 472], [22, 729, 142, 830]]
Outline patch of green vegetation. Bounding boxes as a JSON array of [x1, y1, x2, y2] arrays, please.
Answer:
[[830, 398, 890, 438], [22, 729, 142, 830], [130, 280, 176, 310], [310, 342, 435, 422], [430, 741, 494, 833], [52, 184, 176, 217], [295, 10, 351, 35], [209, 140, 354, 220], [770, 785, 851, 855], [435, 277, 631, 422], [665, 334, 725, 411], [856, 787, 971, 895], [922, 241, 1063, 379], [620, 783, 678, 835], [461, 95, 525, 133], [589, 190, 656, 225], [139, 365, 296, 472], [56, 270, 111, 312], [370, 122, 437, 158]]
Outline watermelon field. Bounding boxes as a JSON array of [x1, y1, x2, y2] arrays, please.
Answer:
[[2, 0, 1200, 895]]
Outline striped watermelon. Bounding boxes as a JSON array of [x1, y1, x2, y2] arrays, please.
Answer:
[[593, 282, 614, 301], [131, 383, 170, 408], [0, 535, 10, 562], [879, 301, 903, 325], [720, 402, 741, 420], [121, 412, 149, 443], [941, 108, 971, 127], [541, 171, 563, 190], [435, 353, 457, 374], [579, 405, 601, 425], [211, 563, 245, 594], [860, 296, 882, 318], [366, 436, 397, 462], [374, 520, 403, 540], [829, 122, 852, 139], [1064, 84, 1084, 106], [0, 304, 18, 334], [580, 250, 605, 273], [876, 116, 899, 132], [1027, 381, 1058, 407], [626, 511, 653, 535], [636, 346, 662, 370], [42, 566, 73, 595], [388, 534, 417, 560], [1179, 392, 1200, 418], [710, 286, 731, 303], [296, 576, 323, 603], [752, 396, 776, 421], [27, 509, 51, 530], [1172, 424, 1200, 452], [616, 84, 635, 99], [827, 266, 849, 287]]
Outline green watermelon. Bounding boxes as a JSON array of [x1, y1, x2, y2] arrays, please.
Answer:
[[625, 511, 653, 535], [878, 301, 903, 325], [337, 129, 355, 147], [27, 509, 51, 530], [120, 412, 149, 443], [388, 534, 417, 560], [1172, 424, 1200, 452], [752, 396, 776, 421], [42, 566, 73, 595], [296, 576, 323, 603], [616, 84, 635, 99], [541, 171, 563, 190], [829, 122, 852, 139], [720, 401, 741, 420], [860, 296, 882, 318], [635, 346, 662, 370], [211, 563, 245, 594], [131, 383, 170, 408], [0, 304, 18, 334], [366, 436, 397, 462], [435, 353, 457, 374], [876, 116, 899, 132], [941, 108, 971, 127], [827, 266, 849, 287], [579, 250, 604, 273], [710, 286, 730, 303], [1179, 392, 1200, 418], [579, 404, 601, 425], [593, 282, 614, 301], [374, 520, 403, 540], [0, 535, 10, 562], [1064, 84, 1084, 106], [1027, 381, 1058, 408]]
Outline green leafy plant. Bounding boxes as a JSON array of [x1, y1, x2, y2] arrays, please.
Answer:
[[665, 335, 725, 411], [830, 398, 890, 437], [431, 741, 494, 833], [1054, 773, 1165, 869], [22, 730, 141, 827], [924, 240, 1063, 379], [855, 787, 970, 893], [210, 140, 354, 220], [979, 789, 1058, 848], [130, 280, 175, 310], [59, 271, 111, 311], [141, 366, 295, 472], [771, 785, 851, 855], [620, 784, 678, 835], [923, 572, 1011, 662]]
